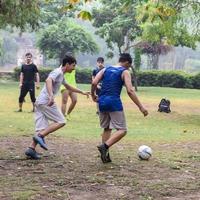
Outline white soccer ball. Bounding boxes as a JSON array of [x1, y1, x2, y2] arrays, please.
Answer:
[[137, 145, 152, 160]]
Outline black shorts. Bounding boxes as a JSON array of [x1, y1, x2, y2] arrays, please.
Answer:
[[19, 83, 36, 103]]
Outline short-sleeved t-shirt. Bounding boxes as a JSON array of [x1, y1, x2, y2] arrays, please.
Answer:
[[21, 63, 38, 84], [60, 70, 76, 92], [36, 67, 66, 105]]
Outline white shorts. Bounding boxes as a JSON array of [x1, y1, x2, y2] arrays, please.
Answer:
[[35, 103, 66, 133]]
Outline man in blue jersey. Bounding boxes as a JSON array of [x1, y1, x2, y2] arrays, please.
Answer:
[[91, 53, 148, 163]]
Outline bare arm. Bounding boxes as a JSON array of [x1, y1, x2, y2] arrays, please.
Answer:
[[63, 83, 83, 94], [46, 77, 54, 106], [63, 83, 90, 98], [92, 75, 95, 81], [19, 72, 24, 88], [35, 72, 40, 89], [122, 70, 148, 116], [91, 69, 105, 102]]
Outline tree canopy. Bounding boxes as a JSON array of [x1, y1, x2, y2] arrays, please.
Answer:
[[0, 0, 40, 30], [37, 19, 99, 62], [92, 0, 140, 55]]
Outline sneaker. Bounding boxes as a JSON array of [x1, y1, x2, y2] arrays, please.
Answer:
[[97, 144, 110, 163], [33, 135, 48, 150], [15, 109, 22, 112], [106, 152, 112, 163], [25, 147, 40, 159]]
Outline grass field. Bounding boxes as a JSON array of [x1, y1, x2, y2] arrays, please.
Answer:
[[0, 81, 200, 200]]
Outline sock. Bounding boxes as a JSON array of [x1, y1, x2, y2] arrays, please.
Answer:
[[38, 133, 44, 138], [104, 143, 109, 149]]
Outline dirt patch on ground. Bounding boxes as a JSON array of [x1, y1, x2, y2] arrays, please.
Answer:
[[0, 136, 200, 200]]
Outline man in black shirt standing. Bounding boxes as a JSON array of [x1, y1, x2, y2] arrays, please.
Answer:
[[17, 52, 40, 112]]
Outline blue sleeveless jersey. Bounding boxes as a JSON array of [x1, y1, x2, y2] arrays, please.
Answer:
[[98, 66, 126, 112]]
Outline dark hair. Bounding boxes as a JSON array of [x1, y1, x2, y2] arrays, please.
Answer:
[[97, 57, 104, 63], [119, 53, 132, 64], [25, 52, 32, 57], [62, 55, 77, 66]]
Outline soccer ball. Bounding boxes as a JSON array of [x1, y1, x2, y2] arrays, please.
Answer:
[[137, 145, 152, 160]]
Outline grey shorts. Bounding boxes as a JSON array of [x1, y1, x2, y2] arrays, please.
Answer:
[[35, 103, 66, 133], [99, 111, 127, 130]]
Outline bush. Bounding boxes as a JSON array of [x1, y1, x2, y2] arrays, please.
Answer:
[[13, 67, 93, 83], [190, 73, 200, 89], [136, 70, 197, 88], [76, 68, 92, 84], [12, 67, 200, 89], [13, 67, 52, 82]]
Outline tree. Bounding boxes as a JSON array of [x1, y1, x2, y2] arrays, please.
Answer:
[[134, 0, 200, 69], [43, 0, 93, 21], [92, 0, 141, 55], [37, 19, 99, 62], [0, 0, 39, 30]]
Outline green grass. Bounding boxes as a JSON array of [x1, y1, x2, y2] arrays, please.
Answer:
[[0, 81, 200, 199], [0, 81, 200, 143]]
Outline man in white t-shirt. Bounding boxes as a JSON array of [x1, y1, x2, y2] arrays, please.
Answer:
[[25, 55, 89, 159]]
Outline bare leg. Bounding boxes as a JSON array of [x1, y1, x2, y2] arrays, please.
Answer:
[[67, 92, 77, 115], [105, 129, 126, 147], [29, 122, 65, 149], [102, 128, 112, 143], [29, 139, 38, 149], [39, 122, 65, 137], [96, 103, 99, 114], [61, 90, 69, 116]]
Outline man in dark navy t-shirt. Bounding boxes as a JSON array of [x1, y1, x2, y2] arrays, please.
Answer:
[[92, 57, 104, 114], [91, 53, 148, 163], [17, 53, 40, 112]]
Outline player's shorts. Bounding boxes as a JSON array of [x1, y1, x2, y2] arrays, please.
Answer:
[[99, 111, 127, 131], [34, 103, 66, 133]]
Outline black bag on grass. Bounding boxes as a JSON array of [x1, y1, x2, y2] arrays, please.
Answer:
[[158, 98, 171, 113]]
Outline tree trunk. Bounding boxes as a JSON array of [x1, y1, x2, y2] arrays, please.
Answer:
[[152, 54, 159, 70], [131, 66, 138, 92], [123, 31, 131, 53], [174, 47, 186, 70]]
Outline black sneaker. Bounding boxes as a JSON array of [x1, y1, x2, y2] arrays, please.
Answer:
[[15, 109, 22, 112], [25, 147, 41, 159], [106, 152, 112, 163], [97, 144, 109, 163]]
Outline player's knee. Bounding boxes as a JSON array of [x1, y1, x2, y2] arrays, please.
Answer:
[[62, 98, 67, 104], [104, 127, 112, 131], [59, 122, 66, 127], [124, 130, 127, 135], [120, 129, 127, 136], [72, 99, 77, 105]]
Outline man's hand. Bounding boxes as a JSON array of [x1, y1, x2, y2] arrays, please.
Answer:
[[140, 107, 148, 117], [47, 95, 54, 106], [92, 94, 98, 102], [82, 91, 90, 98], [19, 83, 22, 89]]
